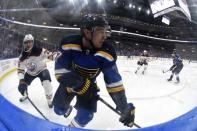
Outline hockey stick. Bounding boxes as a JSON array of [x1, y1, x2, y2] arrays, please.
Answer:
[[162, 69, 170, 73], [98, 97, 141, 128], [26, 94, 50, 121], [19, 94, 28, 102]]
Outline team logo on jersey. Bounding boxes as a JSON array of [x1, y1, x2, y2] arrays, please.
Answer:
[[27, 62, 37, 72]]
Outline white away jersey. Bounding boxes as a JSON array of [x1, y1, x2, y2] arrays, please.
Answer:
[[18, 46, 60, 77]]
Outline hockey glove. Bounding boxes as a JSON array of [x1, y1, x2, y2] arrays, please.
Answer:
[[119, 103, 135, 127], [57, 72, 91, 96], [18, 79, 28, 96], [170, 65, 176, 71]]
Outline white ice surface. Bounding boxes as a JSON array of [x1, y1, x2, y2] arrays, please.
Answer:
[[0, 58, 197, 130]]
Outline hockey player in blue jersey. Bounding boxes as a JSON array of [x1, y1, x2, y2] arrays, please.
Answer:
[[167, 53, 183, 83], [52, 14, 135, 128]]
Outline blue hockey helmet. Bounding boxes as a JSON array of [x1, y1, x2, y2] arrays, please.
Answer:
[[80, 14, 109, 30]]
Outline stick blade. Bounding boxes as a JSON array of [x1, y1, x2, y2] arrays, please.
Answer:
[[19, 96, 28, 102]]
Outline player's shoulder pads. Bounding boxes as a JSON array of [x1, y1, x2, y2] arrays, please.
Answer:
[[60, 35, 82, 51], [95, 41, 117, 62]]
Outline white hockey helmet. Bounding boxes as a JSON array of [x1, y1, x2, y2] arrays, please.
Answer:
[[23, 34, 34, 43], [23, 34, 34, 52]]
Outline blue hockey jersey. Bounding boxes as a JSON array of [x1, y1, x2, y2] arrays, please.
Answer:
[[173, 55, 183, 66], [55, 35, 124, 93]]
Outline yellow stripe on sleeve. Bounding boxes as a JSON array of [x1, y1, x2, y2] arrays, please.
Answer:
[[55, 74, 62, 80], [107, 86, 124, 93], [95, 51, 114, 61], [62, 44, 81, 51]]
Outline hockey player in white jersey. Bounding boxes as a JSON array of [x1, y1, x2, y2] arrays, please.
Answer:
[[17, 34, 60, 108], [135, 50, 149, 74]]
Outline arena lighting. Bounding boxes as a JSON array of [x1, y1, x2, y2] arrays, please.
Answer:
[[84, 0, 88, 5], [43, 37, 48, 41], [146, 9, 150, 15], [97, 0, 103, 4], [1, 16, 197, 43], [43, 22, 47, 25], [69, 0, 74, 3], [129, 4, 132, 8], [27, 20, 31, 23], [182, 49, 186, 52], [138, 7, 141, 11]]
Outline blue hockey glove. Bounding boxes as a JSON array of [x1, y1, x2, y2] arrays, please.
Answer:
[[119, 103, 135, 127], [170, 65, 176, 71], [18, 79, 28, 96]]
